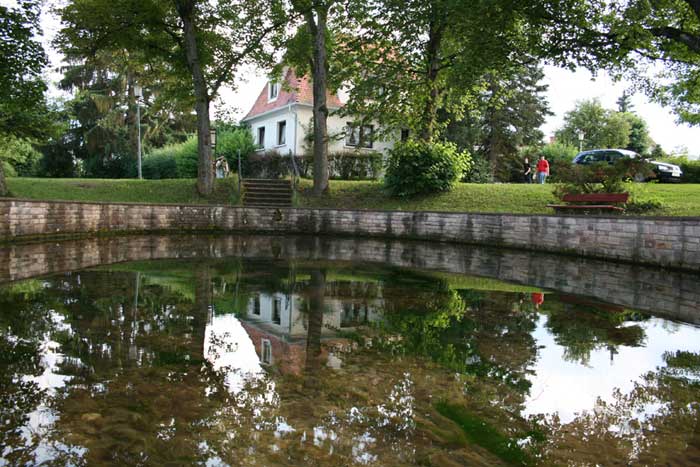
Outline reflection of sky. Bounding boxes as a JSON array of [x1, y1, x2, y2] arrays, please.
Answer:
[[204, 314, 265, 394], [1, 312, 86, 467], [525, 315, 700, 423]]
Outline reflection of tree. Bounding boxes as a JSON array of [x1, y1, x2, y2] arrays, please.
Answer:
[[542, 351, 700, 465], [543, 301, 647, 365], [0, 280, 58, 465]]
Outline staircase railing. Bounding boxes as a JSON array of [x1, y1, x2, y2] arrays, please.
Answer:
[[289, 150, 300, 191], [237, 149, 243, 197]]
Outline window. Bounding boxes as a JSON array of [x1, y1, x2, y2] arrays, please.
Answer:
[[277, 120, 286, 146], [268, 82, 279, 101], [261, 339, 272, 364], [257, 127, 265, 148], [345, 123, 374, 148], [272, 298, 281, 325], [400, 129, 410, 142], [253, 295, 261, 315]]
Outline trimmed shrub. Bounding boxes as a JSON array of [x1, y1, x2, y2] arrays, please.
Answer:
[[242, 151, 291, 178], [384, 141, 471, 197], [144, 136, 198, 179], [142, 153, 178, 179], [296, 151, 383, 180]]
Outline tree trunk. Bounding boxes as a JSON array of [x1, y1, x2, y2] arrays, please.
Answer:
[[177, 0, 214, 196], [126, 72, 139, 171], [309, 7, 330, 195], [419, 20, 443, 142], [0, 163, 7, 197], [304, 268, 326, 386]]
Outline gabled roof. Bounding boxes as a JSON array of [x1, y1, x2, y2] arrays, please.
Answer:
[[241, 67, 344, 121]]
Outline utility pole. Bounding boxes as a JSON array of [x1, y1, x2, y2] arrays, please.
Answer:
[[135, 85, 143, 179]]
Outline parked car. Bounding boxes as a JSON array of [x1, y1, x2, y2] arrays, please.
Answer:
[[572, 149, 683, 182]]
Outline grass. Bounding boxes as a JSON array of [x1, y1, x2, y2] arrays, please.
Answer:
[[5, 177, 239, 205], [4, 176, 700, 216], [297, 179, 700, 216]]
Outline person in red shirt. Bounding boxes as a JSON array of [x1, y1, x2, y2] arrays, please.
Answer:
[[531, 292, 544, 309], [536, 155, 549, 184]]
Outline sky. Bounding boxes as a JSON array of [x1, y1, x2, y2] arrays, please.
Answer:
[[15, 0, 700, 157]]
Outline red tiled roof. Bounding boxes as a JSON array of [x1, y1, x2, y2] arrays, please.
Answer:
[[241, 67, 344, 121]]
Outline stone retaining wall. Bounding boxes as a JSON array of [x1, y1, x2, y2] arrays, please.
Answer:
[[1, 235, 698, 324], [1, 199, 699, 270]]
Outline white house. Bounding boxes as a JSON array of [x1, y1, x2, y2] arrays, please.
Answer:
[[240, 68, 398, 156]]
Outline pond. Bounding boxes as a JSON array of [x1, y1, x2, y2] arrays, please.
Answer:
[[1, 235, 699, 466]]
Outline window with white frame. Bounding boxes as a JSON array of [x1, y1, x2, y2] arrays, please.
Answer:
[[261, 339, 272, 364], [272, 298, 281, 325], [257, 127, 265, 148], [268, 82, 280, 101], [253, 294, 261, 315], [277, 120, 286, 146], [345, 122, 374, 148]]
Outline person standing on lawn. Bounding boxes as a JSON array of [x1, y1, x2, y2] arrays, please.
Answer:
[[523, 157, 532, 183], [536, 155, 549, 184]]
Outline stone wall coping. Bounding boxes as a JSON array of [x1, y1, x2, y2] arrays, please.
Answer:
[[2, 197, 699, 222]]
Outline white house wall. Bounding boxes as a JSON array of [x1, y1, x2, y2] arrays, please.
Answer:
[[246, 104, 397, 157]]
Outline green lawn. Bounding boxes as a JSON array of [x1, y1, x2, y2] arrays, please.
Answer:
[[297, 179, 700, 216], [4, 177, 700, 216], [6, 177, 239, 205]]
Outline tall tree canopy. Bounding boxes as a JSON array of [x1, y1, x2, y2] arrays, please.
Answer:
[[555, 99, 632, 150], [446, 64, 551, 177], [57, 0, 287, 194], [0, 1, 50, 195]]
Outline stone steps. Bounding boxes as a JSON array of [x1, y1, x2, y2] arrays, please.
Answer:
[[242, 179, 293, 208]]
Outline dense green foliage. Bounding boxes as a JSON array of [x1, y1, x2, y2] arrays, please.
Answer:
[[556, 99, 631, 150], [384, 141, 471, 197], [0, 137, 43, 177], [144, 137, 199, 179], [0, 1, 49, 139], [446, 64, 551, 180]]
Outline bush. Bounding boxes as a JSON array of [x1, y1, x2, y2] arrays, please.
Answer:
[[553, 158, 657, 199], [242, 150, 291, 178], [384, 141, 471, 197], [142, 153, 178, 179], [538, 142, 578, 182], [216, 128, 257, 173], [295, 151, 383, 180], [0, 136, 43, 176], [659, 156, 700, 183], [240, 150, 383, 180], [144, 136, 198, 179], [462, 154, 493, 183]]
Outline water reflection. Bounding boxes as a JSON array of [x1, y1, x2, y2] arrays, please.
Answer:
[[0, 253, 699, 465]]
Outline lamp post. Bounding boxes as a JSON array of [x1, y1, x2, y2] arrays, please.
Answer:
[[209, 127, 217, 155], [134, 84, 143, 179], [577, 130, 585, 152]]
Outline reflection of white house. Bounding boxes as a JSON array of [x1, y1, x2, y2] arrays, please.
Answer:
[[240, 68, 398, 156], [244, 287, 384, 341]]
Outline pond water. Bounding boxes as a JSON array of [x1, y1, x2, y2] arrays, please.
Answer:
[[1, 235, 699, 466]]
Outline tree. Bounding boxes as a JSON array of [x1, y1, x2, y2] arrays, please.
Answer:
[[285, 3, 336, 195], [622, 112, 653, 155], [555, 99, 631, 150], [445, 64, 551, 178], [335, 0, 538, 142], [616, 90, 634, 113], [58, 0, 286, 194], [603, 0, 700, 125], [0, 1, 49, 195]]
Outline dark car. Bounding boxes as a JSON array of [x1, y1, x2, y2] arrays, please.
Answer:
[[572, 149, 683, 182]]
